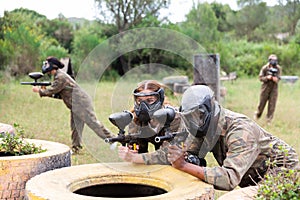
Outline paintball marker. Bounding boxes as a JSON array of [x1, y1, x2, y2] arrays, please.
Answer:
[[154, 131, 182, 143], [152, 106, 181, 143], [267, 68, 278, 77], [104, 110, 138, 146], [153, 108, 206, 166], [21, 72, 51, 86]]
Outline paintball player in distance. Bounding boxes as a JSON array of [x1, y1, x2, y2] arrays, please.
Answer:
[[166, 85, 299, 191], [254, 54, 281, 124], [32, 56, 114, 153]]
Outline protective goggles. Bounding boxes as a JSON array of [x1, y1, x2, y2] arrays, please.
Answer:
[[181, 106, 208, 130], [134, 91, 160, 105]]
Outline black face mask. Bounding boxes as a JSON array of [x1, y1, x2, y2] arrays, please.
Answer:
[[269, 60, 277, 67], [136, 101, 152, 125], [42, 61, 54, 74]]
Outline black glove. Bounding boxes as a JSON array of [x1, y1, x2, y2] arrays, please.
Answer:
[[185, 152, 207, 167]]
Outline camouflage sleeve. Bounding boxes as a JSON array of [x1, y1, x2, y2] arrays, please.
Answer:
[[142, 114, 187, 165], [142, 141, 170, 165], [259, 65, 269, 82], [277, 65, 282, 79], [204, 121, 261, 191], [39, 73, 67, 97]]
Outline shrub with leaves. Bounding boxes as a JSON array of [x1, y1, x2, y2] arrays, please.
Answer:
[[255, 146, 300, 200], [0, 123, 46, 156]]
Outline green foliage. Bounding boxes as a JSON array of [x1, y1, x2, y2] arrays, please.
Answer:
[[210, 2, 234, 32], [71, 23, 107, 72], [0, 11, 42, 75], [0, 9, 71, 76], [0, 123, 46, 156], [102, 68, 120, 82], [217, 39, 300, 76], [40, 45, 68, 62], [47, 16, 74, 51], [227, 2, 268, 41], [95, 0, 170, 30], [1, 3, 300, 78], [255, 146, 300, 200], [180, 2, 220, 48]]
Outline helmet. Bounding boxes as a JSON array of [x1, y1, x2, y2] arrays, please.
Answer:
[[42, 57, 64, 74], [180, 85, 220, 138]]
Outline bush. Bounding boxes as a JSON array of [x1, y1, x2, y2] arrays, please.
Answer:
[[255, 146, 300, 200], [0, 123, 46, 156]]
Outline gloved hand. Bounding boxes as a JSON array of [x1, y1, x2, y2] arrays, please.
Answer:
[[184, 152, 207, 167]]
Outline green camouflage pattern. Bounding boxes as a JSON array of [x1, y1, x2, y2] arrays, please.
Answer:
[[187, 107, 299, 191], [140, 81, 298, 190], [139, 111, 188, 163], [38, 69, 112, 147]]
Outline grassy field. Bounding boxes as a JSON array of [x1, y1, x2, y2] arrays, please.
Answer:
[[0, 77, 299, 166]]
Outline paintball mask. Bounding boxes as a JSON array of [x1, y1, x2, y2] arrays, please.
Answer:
[[180, 85, 220, 138], [42, 61, 54, 74], [181, 95, 212, 138], [268, 54, 278, 67], [42, 57, 64, 74], [269, 59, 278, 67], [133, 88, 164, 125]]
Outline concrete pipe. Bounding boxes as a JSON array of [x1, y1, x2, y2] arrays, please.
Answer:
[[25, 162, 214, 200], [0, 139, 71, 199]]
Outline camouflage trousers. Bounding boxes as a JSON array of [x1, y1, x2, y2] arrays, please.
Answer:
[[70, 110, 112, 147], [256, 86, 278, 122]]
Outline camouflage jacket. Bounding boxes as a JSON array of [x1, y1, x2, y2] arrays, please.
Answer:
[[259, 64, 282, 92], [186, 107, 299, 191], [38, 69, 93, 112]]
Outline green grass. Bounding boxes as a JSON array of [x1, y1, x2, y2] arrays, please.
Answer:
[[0, 78, 299, 166]]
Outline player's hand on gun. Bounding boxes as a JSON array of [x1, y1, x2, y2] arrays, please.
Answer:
[[272, 76, 279, 83], [32, 86, 40, 93], [167, 144, 187, 169], [118, 146, 138, 162]]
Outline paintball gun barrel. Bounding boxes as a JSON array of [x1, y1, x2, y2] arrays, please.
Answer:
[[105, 133, 140, 144], [21, 72, 51, 86], [154, 132, 181, 143]]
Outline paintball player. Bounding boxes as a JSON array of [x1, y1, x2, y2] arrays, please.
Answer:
[[254, 54, 281, 124], [118, 80, 205, 166], [166, 85, 299, 191], [32, 56, 114, 153], [126, 80, 181, 153]]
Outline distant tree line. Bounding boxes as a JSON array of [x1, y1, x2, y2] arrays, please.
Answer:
[[0, 0, 299, 81]]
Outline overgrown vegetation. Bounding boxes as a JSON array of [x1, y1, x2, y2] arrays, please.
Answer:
[[255, 146, 300, 200], [0, 123, 46, 156], [0, 1, 300, 79]]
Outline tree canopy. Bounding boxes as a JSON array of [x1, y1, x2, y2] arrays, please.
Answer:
[[0, 0, 299, 79]]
